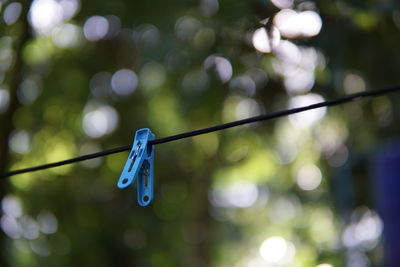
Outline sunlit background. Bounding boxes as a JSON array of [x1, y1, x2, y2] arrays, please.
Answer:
[[0, 0, 400, 266]]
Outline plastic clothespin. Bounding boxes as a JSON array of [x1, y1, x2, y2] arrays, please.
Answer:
[[117, 128, 155, 206]]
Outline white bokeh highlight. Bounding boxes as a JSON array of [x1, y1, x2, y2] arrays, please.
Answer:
[[296, 164, 322, 191], [29, 0, 80, 35], [274, 9, 322, 38], [252, 27, 280, 53], [83, 104, 119, 138], [259, 236, 296, 264]]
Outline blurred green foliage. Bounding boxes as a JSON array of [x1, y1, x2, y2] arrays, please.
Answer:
[[0, 0, 400, 266]]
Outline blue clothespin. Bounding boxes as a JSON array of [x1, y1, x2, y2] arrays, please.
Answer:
[[117, 128, 155, 206]]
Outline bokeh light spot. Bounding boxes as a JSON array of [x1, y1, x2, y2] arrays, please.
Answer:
[[259, 236, 295, 264], [252, 27, 280, 53], [343, 73, 366, 94], [204, 55, 233, 83], [134, 24, 160, 51], [29, 0, 79, 35], [83, 16, 109, 41], [2, 195, 22, 218], [17, 76, 42, 105], [111, 69, 138, 95], [289, 94, 326, 129], [83, 104, 119, 138], [274, 9, 322, 38], [296, 164, 322, 191], [235, 98, 261, 120], [52, 23, 82, 48], [175, 16, 201, 40], [3, 2, 22, 25], [270, 0, 293, 9], [230, 75, 256, 97], [1, 215, 21, 239], [9, 130, 31, 154], [37, 211, 58, 234]]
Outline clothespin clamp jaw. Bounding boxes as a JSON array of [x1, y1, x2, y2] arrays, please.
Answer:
[[117, 128, 155, 206]]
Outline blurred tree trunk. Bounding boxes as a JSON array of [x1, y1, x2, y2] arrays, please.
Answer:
[[0, 1, 32, 265]]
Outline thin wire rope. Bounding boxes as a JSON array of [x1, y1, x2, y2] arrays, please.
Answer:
[[1, 84, 400, 179]]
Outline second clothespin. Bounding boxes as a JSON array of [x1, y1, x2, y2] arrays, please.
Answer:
[[117, 128, 155, 206]]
